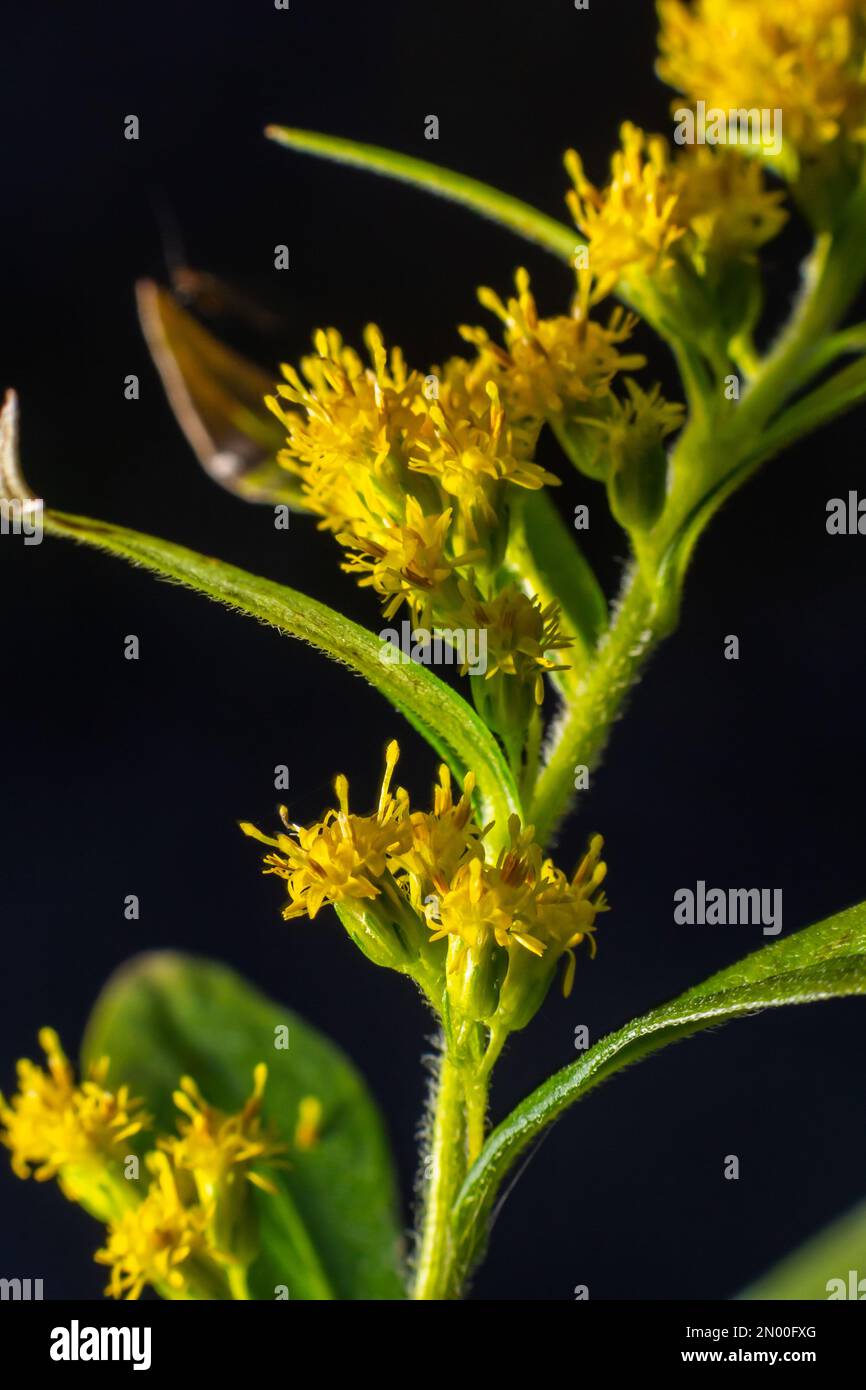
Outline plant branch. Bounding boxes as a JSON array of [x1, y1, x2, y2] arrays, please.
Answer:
[[412, 1050, 469, 1300], [529, 567, 657, 847]]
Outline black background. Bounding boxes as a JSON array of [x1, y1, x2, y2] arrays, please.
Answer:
[[1, 0, 865, 1301]]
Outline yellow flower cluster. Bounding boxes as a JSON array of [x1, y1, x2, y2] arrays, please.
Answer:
[[268, 325, 552, 606], [0, 1034, 286, 1300], [243, 742, 608, 1033], [0, 1029, 148, 1215], [566, 122, 787, 302], [657, 0, 866, 163], [460, 268, 646, 418], [267, 272, 677, 710]]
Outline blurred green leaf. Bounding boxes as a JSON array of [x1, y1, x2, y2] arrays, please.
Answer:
[[453, 899, 866, 1287], [266, 126, 578, 260], [43, 509, 521, 828], [82, 952, 405, 1300], [740, 1199, 866, 1300]]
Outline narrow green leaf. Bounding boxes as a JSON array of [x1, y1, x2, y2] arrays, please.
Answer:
[[745, 352, 866, 470], [739, 1199, 866, 1300], [82, 952, 405, 1299], [43, 509, 520, 827], [513, 489, 608, 658], [453, 899, 866, 1283], [266, 126, 579, 262]]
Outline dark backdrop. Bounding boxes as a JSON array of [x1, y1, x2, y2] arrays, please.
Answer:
[[2, 0, 864, 1301]]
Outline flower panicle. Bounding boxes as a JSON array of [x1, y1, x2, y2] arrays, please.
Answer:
[[564, 121, 789, 306], [657, 0, 866, 172], [1, 1035, 285, 1300], [242, 742, 610, 1038], [0, 1028, 149, 1207]]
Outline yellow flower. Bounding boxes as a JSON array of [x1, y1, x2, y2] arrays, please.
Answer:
[[657, 0, 866, 164], [267, 324, 427, 536], [241, 740, 411, 920], [672, 147, 788, 269], [339, 497, 469, 624], [268, 324, 563, 622], [566, 124, 788, 306], [244, 748, 610, 1033], [388, 763, 488, 909], [95, 1151, 222, 1301], [457, 581, 573, 705], [566, 124, 685, 302], [572, 378, 684, 474], [465, 268, 646, 416], [160, 1064, 286, 1201], [426, 818, 609, 1016], [410, 380, 557, 542], [0, 1029, 148, 1219]]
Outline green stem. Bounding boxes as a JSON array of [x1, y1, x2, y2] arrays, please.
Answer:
[[529, 568, 656, 847], [227, 1265, 251, 1301], [412, 1051, 469, 1300], [463, 1071, 489, 1168], [411, 1047, 491, 1300]]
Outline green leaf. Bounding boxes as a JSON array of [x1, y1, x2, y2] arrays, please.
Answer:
[[136, 280, 304, 508], [82, 952, 405, 1300], [452, 898, 866, 1285], [266, 126, 578, 261], [43, 509, 520, 828], [511, 489, 608, 660], [739, 1199, 866, 1300], [745, 352, 866, 470]]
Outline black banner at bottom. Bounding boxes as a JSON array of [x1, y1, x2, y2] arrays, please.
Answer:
[[0, 1297, 862, 1375]]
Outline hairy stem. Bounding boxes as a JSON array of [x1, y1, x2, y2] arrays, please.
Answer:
[[412, 1048, 490, 1299], [412, 1051, 468, 1300], [529, 568, 657, 847]]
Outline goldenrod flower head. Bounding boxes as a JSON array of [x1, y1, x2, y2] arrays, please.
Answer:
[[465, 268, 646, 416], [267, 324, 426, 537], [566, 124, 685, 302], [241, 740, 411, 921], [269, 324, 565, 628], [430, 819, 604, 956], [0, 1029, 148, 1216], [95, 1151, 221, 1301], [576, 378, 684, 466], [457, 581, 573, 705], [672, 147, 788, 269], [410, 379, 558, 542], [244, 748, 609, 1033], [388, 763, 488, 909], [159, 1064, 286, 1201], [566, 124, 787, 304], [427, 819, 609, 1025], [339, 497, 467, 624], [657, 0, 866, 163]]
